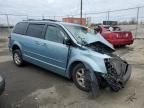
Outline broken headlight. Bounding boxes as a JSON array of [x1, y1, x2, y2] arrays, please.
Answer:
[[104, 58, 117, 76]]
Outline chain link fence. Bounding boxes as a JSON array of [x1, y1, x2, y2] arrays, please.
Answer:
[[84, 6, 144, 39], [0, 6, 144, 39]]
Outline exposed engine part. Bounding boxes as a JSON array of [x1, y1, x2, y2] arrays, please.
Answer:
[[86, 42, 114, 54], [104, 57, 128, 92]]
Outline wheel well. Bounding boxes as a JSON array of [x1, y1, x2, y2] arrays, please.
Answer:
[[69, 61, 83, 79], [12, 45, 20, 52]]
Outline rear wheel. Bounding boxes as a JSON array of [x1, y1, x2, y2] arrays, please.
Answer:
[[72, 63, 90, 92], [13, 49, 24, 66]]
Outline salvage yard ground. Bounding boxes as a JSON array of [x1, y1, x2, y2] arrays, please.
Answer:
[[0, 38, 144, 108]]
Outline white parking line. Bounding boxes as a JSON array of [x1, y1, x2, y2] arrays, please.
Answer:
[[0, 48, 9, 52], [0, 55, 12, 63]]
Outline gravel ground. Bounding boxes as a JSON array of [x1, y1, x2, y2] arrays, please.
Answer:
[[0, 39, 144, 108]]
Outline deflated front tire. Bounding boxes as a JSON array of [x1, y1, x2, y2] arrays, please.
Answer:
[[120, 64, 132, 85]]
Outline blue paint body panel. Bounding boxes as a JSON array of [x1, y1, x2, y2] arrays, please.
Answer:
[[9, 21, 113, 78]]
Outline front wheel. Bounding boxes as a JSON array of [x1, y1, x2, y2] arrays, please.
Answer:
[[72, 63, 91, 92], [13, 49, 24, 66]]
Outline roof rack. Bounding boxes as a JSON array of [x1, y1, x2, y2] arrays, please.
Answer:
[[23, 19, 60, 22], [42, 19, 60, 22]]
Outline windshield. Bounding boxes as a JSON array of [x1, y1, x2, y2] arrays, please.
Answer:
[[64, 25, 96, 45]]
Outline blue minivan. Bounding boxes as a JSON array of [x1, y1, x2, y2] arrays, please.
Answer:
[[9, 19, 132, 92]]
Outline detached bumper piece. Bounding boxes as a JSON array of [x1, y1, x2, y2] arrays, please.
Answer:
[[104, 58, 132, 92]]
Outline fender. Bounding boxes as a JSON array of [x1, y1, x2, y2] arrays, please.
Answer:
[[12, 41, 23, 52], [66, 55, 107, 78]]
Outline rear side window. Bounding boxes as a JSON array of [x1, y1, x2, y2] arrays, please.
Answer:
[[13, 22, 28, 35], [26, 24, 45, 39]]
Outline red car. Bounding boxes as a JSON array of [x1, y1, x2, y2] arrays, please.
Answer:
[[95, 25, 134, 46]]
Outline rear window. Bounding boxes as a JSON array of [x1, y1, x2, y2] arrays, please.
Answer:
[[26, 24, 45, 39], [104, 26, 121, 31], [13, 22, 28, 35]]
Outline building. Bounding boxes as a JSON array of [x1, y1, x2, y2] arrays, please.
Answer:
[[63, 17, 86, 26], [103, 21, 118, 25]]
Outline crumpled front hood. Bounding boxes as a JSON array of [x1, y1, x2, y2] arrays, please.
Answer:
[[84, 33, 115, 50]]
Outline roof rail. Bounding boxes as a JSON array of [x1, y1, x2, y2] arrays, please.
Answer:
[[42, 19, 60, 22], [23, 19, 60, 22], [24, 19, 38, 21]]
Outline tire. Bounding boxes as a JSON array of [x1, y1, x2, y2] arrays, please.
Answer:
[[110, 85, 121, 92], [13, 49, 24, 66], [72, 63, 90, 92]]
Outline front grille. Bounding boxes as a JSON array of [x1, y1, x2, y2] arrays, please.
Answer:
[[105, 57, 128, 77], [109, 58, 127, 76], [104, 57, 128, 91]]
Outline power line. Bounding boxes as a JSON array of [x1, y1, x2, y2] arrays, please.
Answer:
[[86, 6, 144, 15], [0, 13, 28, 17], [0, 5, 144, 18]]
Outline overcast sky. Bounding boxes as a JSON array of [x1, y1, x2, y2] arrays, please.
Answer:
[[0, 0, 144, 16]]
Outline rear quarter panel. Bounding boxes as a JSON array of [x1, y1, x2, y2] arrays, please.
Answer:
[[9, 33, 23, 52]]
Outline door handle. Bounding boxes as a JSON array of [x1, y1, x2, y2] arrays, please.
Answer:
[[35, 41, 39, 44], [42, 43, 47, 47], [35, 41, 41, 45], [35, 41, 47, 47]]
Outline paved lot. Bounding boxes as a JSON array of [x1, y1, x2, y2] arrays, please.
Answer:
[[0, 39, 144, 108]]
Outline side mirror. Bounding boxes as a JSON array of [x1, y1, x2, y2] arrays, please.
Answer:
[[65, 38, 72, 45]]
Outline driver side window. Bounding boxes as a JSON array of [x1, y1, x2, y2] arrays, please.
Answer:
[[45, 25, 66, 43]]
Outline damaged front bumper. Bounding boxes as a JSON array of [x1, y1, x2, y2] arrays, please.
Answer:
[[104, 57, 132, 91]]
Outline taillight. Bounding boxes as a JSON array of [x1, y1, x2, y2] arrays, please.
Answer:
[[128, 33, 132, 39], [108, 34, 113, 40]]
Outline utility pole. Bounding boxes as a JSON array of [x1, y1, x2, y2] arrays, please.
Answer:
[[107, 11, 110, 25], [6, 14, 10, 33], [135, 7, 140, 38], [80, 0, 83, 25]]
